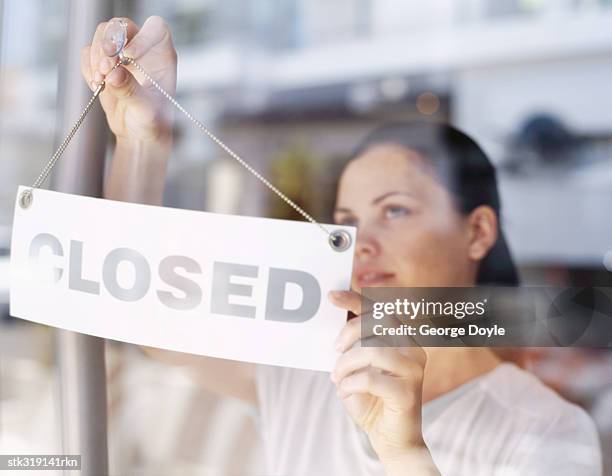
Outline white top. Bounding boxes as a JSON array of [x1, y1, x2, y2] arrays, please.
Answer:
[[255, 362, 602, 476]]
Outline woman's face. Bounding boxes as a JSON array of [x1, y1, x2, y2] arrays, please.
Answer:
[[334, 143, 483, 292]]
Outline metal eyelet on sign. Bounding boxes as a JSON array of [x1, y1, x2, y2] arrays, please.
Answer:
[[329, 229, 352, 252], [19, 189, 33, 209]]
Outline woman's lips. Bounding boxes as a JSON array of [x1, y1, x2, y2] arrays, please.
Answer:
[[356, 272, 395, 287]]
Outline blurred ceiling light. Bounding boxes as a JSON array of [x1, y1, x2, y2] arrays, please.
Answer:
[[604, 251, 612, 272], [416, 92, 439, 115], [347, 82, 379, 113], [379, 77, 409, 101]]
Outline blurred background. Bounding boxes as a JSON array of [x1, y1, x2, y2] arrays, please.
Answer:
[[1, 0, 612, 474]]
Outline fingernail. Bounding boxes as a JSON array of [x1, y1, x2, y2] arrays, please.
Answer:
[[106, 69, 118, 87], [90, 80, 97, 91], [94, 70, 103, 84], [102, 40, 116, 57], [328, 290, 342, 300]]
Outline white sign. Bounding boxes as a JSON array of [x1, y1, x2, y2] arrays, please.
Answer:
[[10, 186, 355, 371]]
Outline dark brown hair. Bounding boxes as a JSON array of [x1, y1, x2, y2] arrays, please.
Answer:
[[351, 120, 520, 286]]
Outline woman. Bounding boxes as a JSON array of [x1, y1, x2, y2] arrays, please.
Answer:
[[82, 17, 602, 476]]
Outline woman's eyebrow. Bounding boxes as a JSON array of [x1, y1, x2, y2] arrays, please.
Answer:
[[372, 191, 416, 204], [334, 207, 353, 214]]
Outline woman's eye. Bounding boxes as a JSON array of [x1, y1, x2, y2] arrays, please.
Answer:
[[384, 205, 410, 219]]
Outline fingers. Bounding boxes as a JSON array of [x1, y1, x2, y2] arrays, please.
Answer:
[[87, 18, 139, 86], [330, 289, 428, 397], [332, 346, 422, 384], [334, 314, 362, 351], [329, 290, 363, 316], [119, 16, 176, 92], [90, 18, 140, 92], [86, 18, 152, 105], [90, 21, 109, 87], [331, 291, 392, 351], [123, 16, 175, 62], [329, 290, 368, 351], [101, 17, 140, 57], [99, 58, 142, 104], [103, 16, 176, 99], [337, 367, 416, 406], [331, 289, 430, 351], [93, 17, 139, 65], [80, 45, 94, 90], [105, 67, 144, 101], [82, 43, 116, 92], [338, 367, 394, 398], [333, 308, 385, 351], [85, 15, 177, 92]]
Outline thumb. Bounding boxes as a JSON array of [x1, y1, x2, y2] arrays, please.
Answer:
[[103, 63, 141, 99], [121, 16, 174, 61], [102, 65, 159, 127], [95, 52, 150, 106], [92, 57, 159, 139]]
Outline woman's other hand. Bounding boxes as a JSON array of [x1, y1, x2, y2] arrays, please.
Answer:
[[329, 290, 440, 476]]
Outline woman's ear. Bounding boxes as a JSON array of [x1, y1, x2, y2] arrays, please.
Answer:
[[466, 205, 498, 262]]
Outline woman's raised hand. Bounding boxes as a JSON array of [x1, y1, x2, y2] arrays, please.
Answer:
[[329, 290, 440, 476], [80, 16, 177, 144]]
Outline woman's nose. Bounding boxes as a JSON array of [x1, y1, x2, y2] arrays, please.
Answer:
[[355, 230, 380, 259]]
